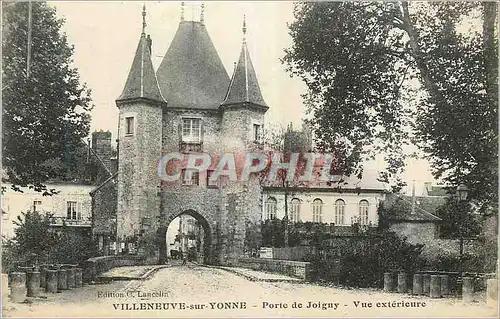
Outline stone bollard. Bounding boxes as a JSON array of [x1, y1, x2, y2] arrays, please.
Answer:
[[46, 270, 58, 293], [26, 271, 41, 297], [412, 274, 423, 295], [397, 272, 408, 293], [57, 269, 68, 291], [430, 275, 442, 298], [462, 277, 474, 303], [39, 267, 47, 289], [9, 272, 27, 303], [75, 268, 83, 288], [66, 268, 75, 289], [423, 274, 431, 295], [486, 278, 498, 307], [383, 272, 396, 292], [440, 275, 450, 296]]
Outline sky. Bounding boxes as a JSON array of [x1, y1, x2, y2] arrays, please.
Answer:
[[50, 1, 436, 194]]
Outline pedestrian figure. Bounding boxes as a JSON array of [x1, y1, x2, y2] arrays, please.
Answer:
[[182, 254, 187, 265]]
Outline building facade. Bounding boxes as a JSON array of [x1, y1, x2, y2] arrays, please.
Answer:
[[108, 6, 267, 265], [2, 183, 94, 240]]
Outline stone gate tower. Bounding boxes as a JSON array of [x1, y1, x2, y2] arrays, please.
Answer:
[[115, 6, 166, 243], [115, 4, 268, 264]]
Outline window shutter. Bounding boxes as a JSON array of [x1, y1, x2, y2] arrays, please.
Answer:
[[201, 119, 205, 142], [178, 122, 182, 141], [77, 202, 82, 220]]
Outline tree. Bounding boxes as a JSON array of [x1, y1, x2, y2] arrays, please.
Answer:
[[11, 211, 58, 262], [2, 2, 93, 194], [283, 2, 497, 211], [434, 197, 481, 239]]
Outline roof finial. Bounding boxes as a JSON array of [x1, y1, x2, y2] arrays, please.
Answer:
[[200, 3, 205, 25], [242, 14, 247, 43], [142, 4, 147, 35], [181, 2, 185, 21]]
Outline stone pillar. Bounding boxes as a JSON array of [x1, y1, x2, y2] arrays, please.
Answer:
[[9, 272, 27, 303], [26, 271, 40, 297], [486, 278, 498, 307], [75, 268, 83, 288], [67, 268, 75, 289], [383, 272, 396, 292], [430, 275, 441, 298], [423, 274, 431, 295], [397, 272, 408, 293], [462, 277, 474, 303], [46, 270, 58, 293], [57, 269, 68, 291], [39, 266, 47, 289], [440, 275, 450, 296], [412, 274, 423, 295]]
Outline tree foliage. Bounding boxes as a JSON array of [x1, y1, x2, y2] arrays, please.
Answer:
[[3, 211, 96, 270], [434, 197, 481, 239], [2, 2, 93, 194], [283, 2, 497, 210]]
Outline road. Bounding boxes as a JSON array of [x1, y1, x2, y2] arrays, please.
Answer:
[[3, 264, 497, 318]]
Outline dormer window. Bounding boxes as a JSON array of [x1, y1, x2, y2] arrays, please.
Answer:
[[182, 118, 201, 143]]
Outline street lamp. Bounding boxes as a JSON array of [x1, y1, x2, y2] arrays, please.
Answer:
[[457, 184, 469, 201], [456, 183, 469, 278]]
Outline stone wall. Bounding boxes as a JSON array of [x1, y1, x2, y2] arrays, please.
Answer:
[[91, 175, 118, 255], [237, 257, 311, 280], [389, 221, 459, 260]]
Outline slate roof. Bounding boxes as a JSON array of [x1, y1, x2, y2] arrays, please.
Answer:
[[221, 42, 267, 108], [381, 193, 443, 222], [156, 21, 230, 110], [117, 32, 166, 104]]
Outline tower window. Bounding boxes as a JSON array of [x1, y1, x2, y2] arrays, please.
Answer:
[[253, 124, 262, 143], [182, 118, 201, 143], [206, 170, 218, 187], [182, 169, 199, 186], [125, 116, 135, 135]]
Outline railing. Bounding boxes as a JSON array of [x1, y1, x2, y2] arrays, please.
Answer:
[[49, 216, 91, 227]]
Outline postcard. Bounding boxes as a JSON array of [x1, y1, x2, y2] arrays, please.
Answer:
[[1, 1, 498, 318]]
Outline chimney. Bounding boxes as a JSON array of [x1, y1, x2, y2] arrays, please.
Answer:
[[92, 130, 112, 175]]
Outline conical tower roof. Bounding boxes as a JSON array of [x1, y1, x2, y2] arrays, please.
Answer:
[[117, 7, 165, 105], [156, 21, 230, 110], [221, 18, 267, 109]]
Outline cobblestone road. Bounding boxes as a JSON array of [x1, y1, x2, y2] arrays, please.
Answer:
[[3, 264, 497, 318]]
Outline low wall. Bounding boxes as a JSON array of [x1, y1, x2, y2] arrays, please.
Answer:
[[237, 258, 311, 280], [81, 255, 148, 282]]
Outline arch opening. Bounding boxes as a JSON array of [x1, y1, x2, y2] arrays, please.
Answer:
[[160, 210, 212, 265]]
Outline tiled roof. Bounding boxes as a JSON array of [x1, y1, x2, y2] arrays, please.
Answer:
[[221, 42, 267, 108], [381, 193, 443, 222], [117, 32, 166, 104], [156, 21, 230, 110]]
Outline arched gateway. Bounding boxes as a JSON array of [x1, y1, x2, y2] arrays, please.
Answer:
[[158, 210, 213, 265]]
